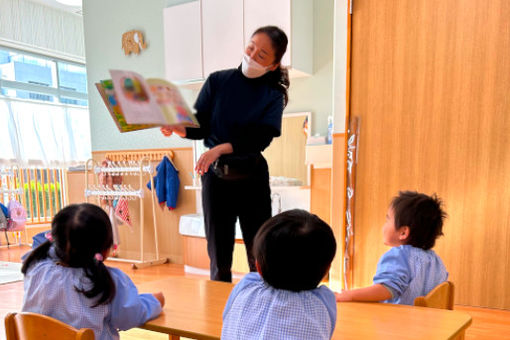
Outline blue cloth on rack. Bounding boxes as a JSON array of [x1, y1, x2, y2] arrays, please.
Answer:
[[0, 203, 9, 219], [147, 156, 180, 210]]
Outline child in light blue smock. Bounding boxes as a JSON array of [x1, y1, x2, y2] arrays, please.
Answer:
[[335, 190, 448, 305], [21, 203, 164, 340], [222, 209, 337, 340]]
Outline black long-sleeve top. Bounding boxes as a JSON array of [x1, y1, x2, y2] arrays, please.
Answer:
[[185, 67, 284, 154]]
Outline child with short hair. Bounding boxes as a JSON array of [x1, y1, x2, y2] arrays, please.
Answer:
[[336, 190, 448, 305], [221, 209, 337, 340], [21, 203, 164, 340]]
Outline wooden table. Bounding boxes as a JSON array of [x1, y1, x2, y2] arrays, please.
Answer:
[[138, 276, 472, 340], [138, 276, 231, 340]]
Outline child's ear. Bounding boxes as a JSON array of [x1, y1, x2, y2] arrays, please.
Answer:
[[399, 226, 410, 241]]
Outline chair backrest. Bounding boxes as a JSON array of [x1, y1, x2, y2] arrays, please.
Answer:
[[414, 281, 454, 310], [5, 312, 95, 340]]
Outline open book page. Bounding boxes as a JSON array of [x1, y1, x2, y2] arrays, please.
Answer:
[[146, 78, 199, 127], [96, 80, 156, 133], [110, 70, 167, 125]]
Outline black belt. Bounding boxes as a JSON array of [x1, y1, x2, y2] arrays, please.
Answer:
[[211, 154, 263, 180]]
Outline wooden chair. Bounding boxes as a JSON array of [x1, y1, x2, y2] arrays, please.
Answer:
[[414, 281, 455, 310], [5, 312, 94, 340]]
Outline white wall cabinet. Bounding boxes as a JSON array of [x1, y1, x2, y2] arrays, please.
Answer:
[[163, 0, 313, 84], [163, 1, 203, 82], [243, 0, 291, 67], [244, 0, 313, 77], [202, 0, 244, 76]]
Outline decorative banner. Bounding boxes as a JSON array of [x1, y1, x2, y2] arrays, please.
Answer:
[[344, 116, 360, 289]]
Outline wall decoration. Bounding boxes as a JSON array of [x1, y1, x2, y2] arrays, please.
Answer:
[[122, 30, 147, 55], [344, 115, 360, 289]]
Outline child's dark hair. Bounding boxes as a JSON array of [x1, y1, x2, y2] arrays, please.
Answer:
[[252, 26, 290, 107], [22, 203, 115, 307], [391, 191, 447, 250], [253, 209, 336, 292]]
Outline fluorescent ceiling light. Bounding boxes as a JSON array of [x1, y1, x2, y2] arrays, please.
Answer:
[[56, 0, 82, 6]]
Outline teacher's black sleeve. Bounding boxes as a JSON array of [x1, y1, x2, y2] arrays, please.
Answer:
[[230, 124, 280, 153], [185, 110, 211, 140], [230, 92, 284, 153]]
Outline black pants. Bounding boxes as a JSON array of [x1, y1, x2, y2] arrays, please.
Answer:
[[201, 156, 272, 282]]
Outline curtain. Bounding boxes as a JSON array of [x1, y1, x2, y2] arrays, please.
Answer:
[[0, 97, 91, 168], [0, 0, 85, 60]]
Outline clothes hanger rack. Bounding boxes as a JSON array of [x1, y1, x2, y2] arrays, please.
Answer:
[[84, 157, 168, 269]]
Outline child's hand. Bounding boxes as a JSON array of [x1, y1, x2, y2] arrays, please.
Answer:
[[153, 291, 165, 307], [334, 290, 353, 302]]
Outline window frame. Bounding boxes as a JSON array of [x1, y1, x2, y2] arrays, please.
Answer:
[[0, 46, 88, 106]]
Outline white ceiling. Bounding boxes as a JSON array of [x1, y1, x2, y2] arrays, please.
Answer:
[[28, 0, 82, 15]]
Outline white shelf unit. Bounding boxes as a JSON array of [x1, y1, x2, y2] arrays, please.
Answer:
[[84, 158, 168, 269]]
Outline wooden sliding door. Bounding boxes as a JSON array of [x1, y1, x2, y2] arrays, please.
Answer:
[[350, 0, 510, 308]]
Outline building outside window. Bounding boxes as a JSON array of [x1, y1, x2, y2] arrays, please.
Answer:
[[0, 47, 88, 107]]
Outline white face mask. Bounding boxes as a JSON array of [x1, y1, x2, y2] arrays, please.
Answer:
[[241, 54, 272, 78]]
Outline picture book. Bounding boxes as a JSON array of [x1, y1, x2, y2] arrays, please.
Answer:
[[96, 80, 155, 133], [96, 70, 199, 133]]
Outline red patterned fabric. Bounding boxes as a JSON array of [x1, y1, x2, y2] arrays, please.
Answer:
[[115, 198, 132, 226]]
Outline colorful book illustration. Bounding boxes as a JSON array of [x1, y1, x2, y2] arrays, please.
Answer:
[[96, 70, 199, 133], [96, 80, 154, 133]]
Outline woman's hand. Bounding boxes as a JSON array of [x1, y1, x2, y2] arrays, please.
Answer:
[[160, 125, 186, 138], [195, 143, 233, 175]]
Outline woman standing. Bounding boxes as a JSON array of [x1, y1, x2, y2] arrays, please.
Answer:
[[161, 26, 289, 282]]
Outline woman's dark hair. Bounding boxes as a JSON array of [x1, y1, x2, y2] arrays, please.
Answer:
[[253, 26, 290, 107], [253, 209, 336, 292], [22, 203, 115, 307], [391, 191, 447, 250]]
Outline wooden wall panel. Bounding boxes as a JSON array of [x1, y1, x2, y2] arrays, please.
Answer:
[[182, 235, 249, 275], [66, 171, 94, 205], [350, 0, 510, 308], [89, 148, 196, 265], [310, 167, 331, 225], [263, 114, 309, 185], [182, 235, 209, 270], [232, 242, 250, 274]]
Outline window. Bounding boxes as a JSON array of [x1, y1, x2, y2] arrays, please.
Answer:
[[0, 46, 91, 168], [0, 47, 88, 106], [58, 61, 87, 93]]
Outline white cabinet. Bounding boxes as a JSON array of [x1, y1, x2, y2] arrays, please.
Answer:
[[244, 0, 313, 77], [202, 0, 244, 76], [244, 0, 291, 66], [163, 1, 203, 82], [163, 0, 313, 83]]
